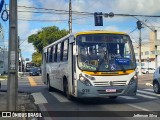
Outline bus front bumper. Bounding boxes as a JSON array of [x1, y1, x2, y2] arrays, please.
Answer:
[[76, 80, 137, 98]]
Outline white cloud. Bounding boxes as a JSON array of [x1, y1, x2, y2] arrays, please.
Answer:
[[15, 0, 160, 59], [18, 0, 34, 37], [104, 26, 119, 31]]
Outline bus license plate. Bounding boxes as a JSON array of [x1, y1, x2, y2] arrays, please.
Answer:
[[106, 89, 116, 93]]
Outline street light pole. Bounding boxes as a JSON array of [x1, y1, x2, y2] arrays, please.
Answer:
[[7, 0, 18, 111], [69, 0, 72, 33], [154, 30, 158, 68], [138, 28, 142, 75]]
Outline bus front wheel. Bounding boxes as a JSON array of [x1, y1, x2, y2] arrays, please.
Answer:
[[64, 80, 72, 100], [47, 75, 52, 92]]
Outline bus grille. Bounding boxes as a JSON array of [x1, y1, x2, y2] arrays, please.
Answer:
[[93, 81, 127, 87]]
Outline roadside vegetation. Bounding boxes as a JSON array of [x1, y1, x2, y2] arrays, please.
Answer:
[[28, 26, 69, 66]]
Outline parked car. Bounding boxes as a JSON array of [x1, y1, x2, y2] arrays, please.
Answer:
[[141, 68, 155, 74], [29, 68, 41, 76], [153, 67, 160, 94]]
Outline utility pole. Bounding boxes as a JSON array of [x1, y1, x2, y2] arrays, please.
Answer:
[[138, 28, 142, 75], [7, 0, 18, 111], [135, 18, 158, 69], [137, 20, 142, 75], [69, 0, 72, 33], [154, 30, 158, 68]]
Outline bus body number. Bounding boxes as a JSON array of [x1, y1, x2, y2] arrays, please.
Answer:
[[82, 89, 90, 93]]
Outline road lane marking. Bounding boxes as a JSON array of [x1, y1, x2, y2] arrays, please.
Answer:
[[31, 92, 48, 104], [127, 104, 150, 111], [127, 104, 158, 115], [136, 93, 157, 99], [38, 104, 53, 120], [144, 89, 153, 92], [120, 96, 137, 100], [146, 83, 153, 86], [137, 90, 160, 97], [28, 77, 37, 86], [50, 92, 70, 102]]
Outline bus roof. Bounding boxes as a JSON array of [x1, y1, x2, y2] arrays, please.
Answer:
[[75, 30, 127, 36]]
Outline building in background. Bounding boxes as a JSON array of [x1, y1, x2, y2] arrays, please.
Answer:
[[0, 48, 8, 74], [134, 31, 160, 69]]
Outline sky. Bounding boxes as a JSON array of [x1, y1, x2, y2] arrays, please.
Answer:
[[1, 0, 160, 61]]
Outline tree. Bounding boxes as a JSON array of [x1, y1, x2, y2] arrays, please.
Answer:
[[28, 26, 69, 65], [28, 26, 69, 53], [32, 52, 42, 67]]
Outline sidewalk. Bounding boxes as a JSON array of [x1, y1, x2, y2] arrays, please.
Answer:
[[0, 91, 40, 120]]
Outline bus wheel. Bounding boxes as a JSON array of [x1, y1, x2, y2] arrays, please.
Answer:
[[109, 96, 118, 99], [47, 75, 52, 92], [64, 81, 72, 100]]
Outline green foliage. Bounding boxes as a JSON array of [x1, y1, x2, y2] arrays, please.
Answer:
[[28, 26, 69, 65], [32, 52, 42, 67], [28, 26, 69, 53]]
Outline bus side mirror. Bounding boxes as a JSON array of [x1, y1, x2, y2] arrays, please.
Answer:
[[73, 45, 78, 56]]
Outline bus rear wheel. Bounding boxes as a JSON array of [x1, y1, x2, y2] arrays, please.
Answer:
[[64, 81, 72, 100]]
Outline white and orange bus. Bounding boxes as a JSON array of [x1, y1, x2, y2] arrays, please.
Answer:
[[42, 30, 137, 99]]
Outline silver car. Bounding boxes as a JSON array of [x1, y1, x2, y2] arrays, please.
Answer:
[[153, 67, 160, 94]]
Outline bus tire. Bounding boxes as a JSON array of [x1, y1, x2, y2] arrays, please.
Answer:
[[63, 80, 72, 100], [47, 75, 52, 92], [109, 96, 118, 99]]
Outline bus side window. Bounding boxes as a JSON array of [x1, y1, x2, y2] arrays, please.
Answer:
[[47, 48, 49, 63], [63, 39, 68, 62], [52, 46, 55, 62], [54, 45, 57, 62], [61, 41, 64, 61], [49, 47, 53, 62], [57, 43, 61, 62]]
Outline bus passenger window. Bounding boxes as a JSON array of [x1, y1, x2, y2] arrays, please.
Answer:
[[47, 48, 50, 63], [61, 42, 64, 61], [52, 46, 55, 62], [57, 43, 61, 62], [49, 47, 53, 62], [63, 40, 68, 61], [54, 45, 57, 62]]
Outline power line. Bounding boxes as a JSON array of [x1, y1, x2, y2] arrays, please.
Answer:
[[6, 4, 160, 18], [18, 16, 92, 22], [128, 27, 138, 34], [16, 5, 93, 15]]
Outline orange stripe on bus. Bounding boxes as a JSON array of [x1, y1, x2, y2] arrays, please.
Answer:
[[82, 70, 134, 76]]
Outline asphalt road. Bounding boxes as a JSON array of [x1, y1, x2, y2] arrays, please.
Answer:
[[1, 74, 160, 120]]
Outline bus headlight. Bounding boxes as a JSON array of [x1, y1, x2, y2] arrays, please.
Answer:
[[128, 75, 137, 85], [79, 74, 92, 86], [85, 74, 95, 80]]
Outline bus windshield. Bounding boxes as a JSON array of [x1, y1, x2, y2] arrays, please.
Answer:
[[76, 34, 136, 72]]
